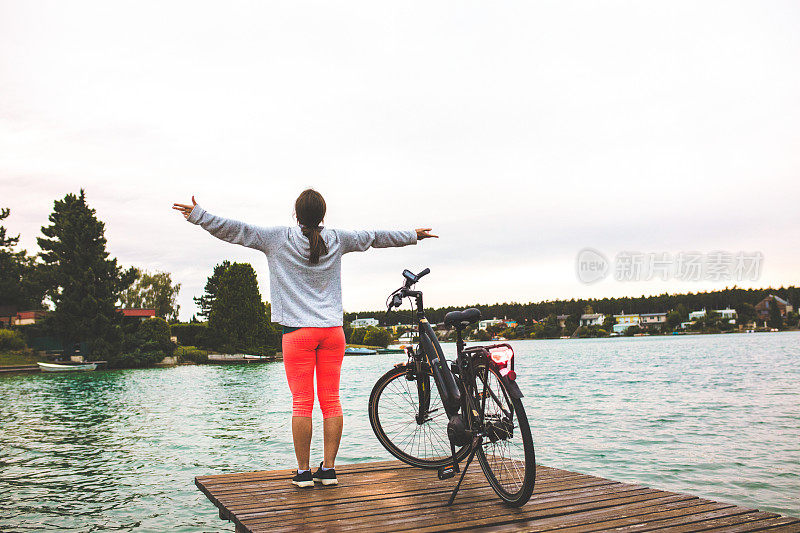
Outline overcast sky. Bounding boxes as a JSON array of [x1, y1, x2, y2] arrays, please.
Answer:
[[1, 1, 798, 320]]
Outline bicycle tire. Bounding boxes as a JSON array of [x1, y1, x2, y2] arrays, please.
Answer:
[[473, 362, 536, 506], [369, 365, 470, 469]]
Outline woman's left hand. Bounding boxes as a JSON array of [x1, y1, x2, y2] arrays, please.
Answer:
[[416, 228, 438, 240], [172, 196, 197, 219]]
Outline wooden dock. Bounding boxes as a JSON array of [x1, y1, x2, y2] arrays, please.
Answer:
[[195, 459, 800, 532]]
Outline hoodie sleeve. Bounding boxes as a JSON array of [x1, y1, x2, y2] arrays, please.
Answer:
[[187, 204, 284, 253], [336, 228, 418, 254]]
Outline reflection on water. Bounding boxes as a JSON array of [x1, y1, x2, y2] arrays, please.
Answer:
[[1, 332, 798, 530]]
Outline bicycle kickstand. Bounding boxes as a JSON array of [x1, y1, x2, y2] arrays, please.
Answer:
[[447, 436, 481, 506]]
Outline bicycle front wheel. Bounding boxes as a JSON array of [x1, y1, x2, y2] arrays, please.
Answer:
[[369, 365, 469, 469], [473, 361, 536, 506]]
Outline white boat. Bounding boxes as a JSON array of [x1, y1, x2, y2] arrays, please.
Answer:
[[344, 347, 377, 356], [37, 362, 98, 372]]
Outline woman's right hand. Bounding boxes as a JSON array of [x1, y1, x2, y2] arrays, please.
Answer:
[[416, 228, 438, 240], [172, 196, 197, 219]]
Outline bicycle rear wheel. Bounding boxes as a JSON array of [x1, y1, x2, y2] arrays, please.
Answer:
[[369, 365, 469, 469], [473, 361, 536, 506]]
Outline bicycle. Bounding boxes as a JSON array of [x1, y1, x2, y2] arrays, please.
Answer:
[[368, 268, 536, 506]]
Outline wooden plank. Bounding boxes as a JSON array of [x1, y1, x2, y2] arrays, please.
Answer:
[[220, 474, 616, 520], [384, 491, 672, 533], [648, 511, 792, 533], [467, 498, 718, 532], [198, 463, 572, 493], [209, 470, 595, 509], [699, 516, 800, 532], [195, 459, 417, 485], [544, 503, 748, 533], [241, 480, 646, 529], [201, 464, 571, 497], [254, 489, 670, 533]]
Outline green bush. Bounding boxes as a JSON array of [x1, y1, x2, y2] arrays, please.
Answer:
[[347, 326, 366, 345], [0, 329, 27, 351], [137, 317, 174, 355], [106, 350, 164, 369], [175, 345, 208, 364], [363, 327, 392, 348], [475, 329, 492, 341], [624, 325, 642, 336], [171, 322, 208, 346]]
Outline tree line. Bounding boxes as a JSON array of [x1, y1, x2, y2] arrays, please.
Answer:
[[349, 286, 800, 330]]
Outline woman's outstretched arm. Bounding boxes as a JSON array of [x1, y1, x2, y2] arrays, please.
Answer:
[[337, 227, 437, 254], [172, 196, 282, 252]]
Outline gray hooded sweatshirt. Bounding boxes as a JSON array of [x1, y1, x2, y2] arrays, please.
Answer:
[[188, 205, 417, 327]]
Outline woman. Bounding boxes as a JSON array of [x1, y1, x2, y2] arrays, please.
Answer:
[[173, 189, 436, 487]]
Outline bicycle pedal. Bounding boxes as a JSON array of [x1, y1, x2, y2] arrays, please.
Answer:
[[437, 465, 456, 480]]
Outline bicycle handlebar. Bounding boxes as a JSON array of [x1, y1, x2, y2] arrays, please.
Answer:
[[403, 267, 430, 287], [386, 267, 431, 314]]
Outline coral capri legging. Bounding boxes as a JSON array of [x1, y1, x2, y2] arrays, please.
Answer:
[[282, 326, 346, 418]]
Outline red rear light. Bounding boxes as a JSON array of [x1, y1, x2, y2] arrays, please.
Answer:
[[488, 346, 514, 377], [489, 346, 513, 366]]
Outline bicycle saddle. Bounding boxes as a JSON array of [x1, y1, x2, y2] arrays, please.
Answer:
[[444, 308, 482, 328]]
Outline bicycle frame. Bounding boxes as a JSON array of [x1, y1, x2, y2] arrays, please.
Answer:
[[404, 291, 523, 415]]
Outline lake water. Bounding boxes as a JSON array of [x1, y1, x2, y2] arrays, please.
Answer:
[[1, 332, 798, 531]]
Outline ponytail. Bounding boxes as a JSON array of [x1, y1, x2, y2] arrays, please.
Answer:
[[301, 225, 328, 264], [295, 188, 328, 264]]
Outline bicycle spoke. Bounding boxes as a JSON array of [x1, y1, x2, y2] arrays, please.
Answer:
[[374, 368, 454, 463], [474, 362, 532, 498]]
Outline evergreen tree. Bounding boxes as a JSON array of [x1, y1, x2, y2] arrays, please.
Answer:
[[666, 310, 683, 330], [0, 207, 45, 309], [37, 190, 136, 355], [767, 298, 784, 329], [208, 262, 274, 352], [194, 260, 230, 319], [541, 314, 560, 338], [0, 207, 19, 249], [736, 303, 757, 326]]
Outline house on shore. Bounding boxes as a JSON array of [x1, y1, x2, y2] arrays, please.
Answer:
[[612, 314, 640, 334], [755, 295, 793, 320], [478, 318, 505, 331], [686, 308, 737, 324], [350, 317, 379, 328], [639, 312, 667, 330], [579, 313, 605, 327], [119, 308, 156, 322], [688, 309, 707, 321], [0, 307, 48, 326], [0, 305, 17, 326]]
